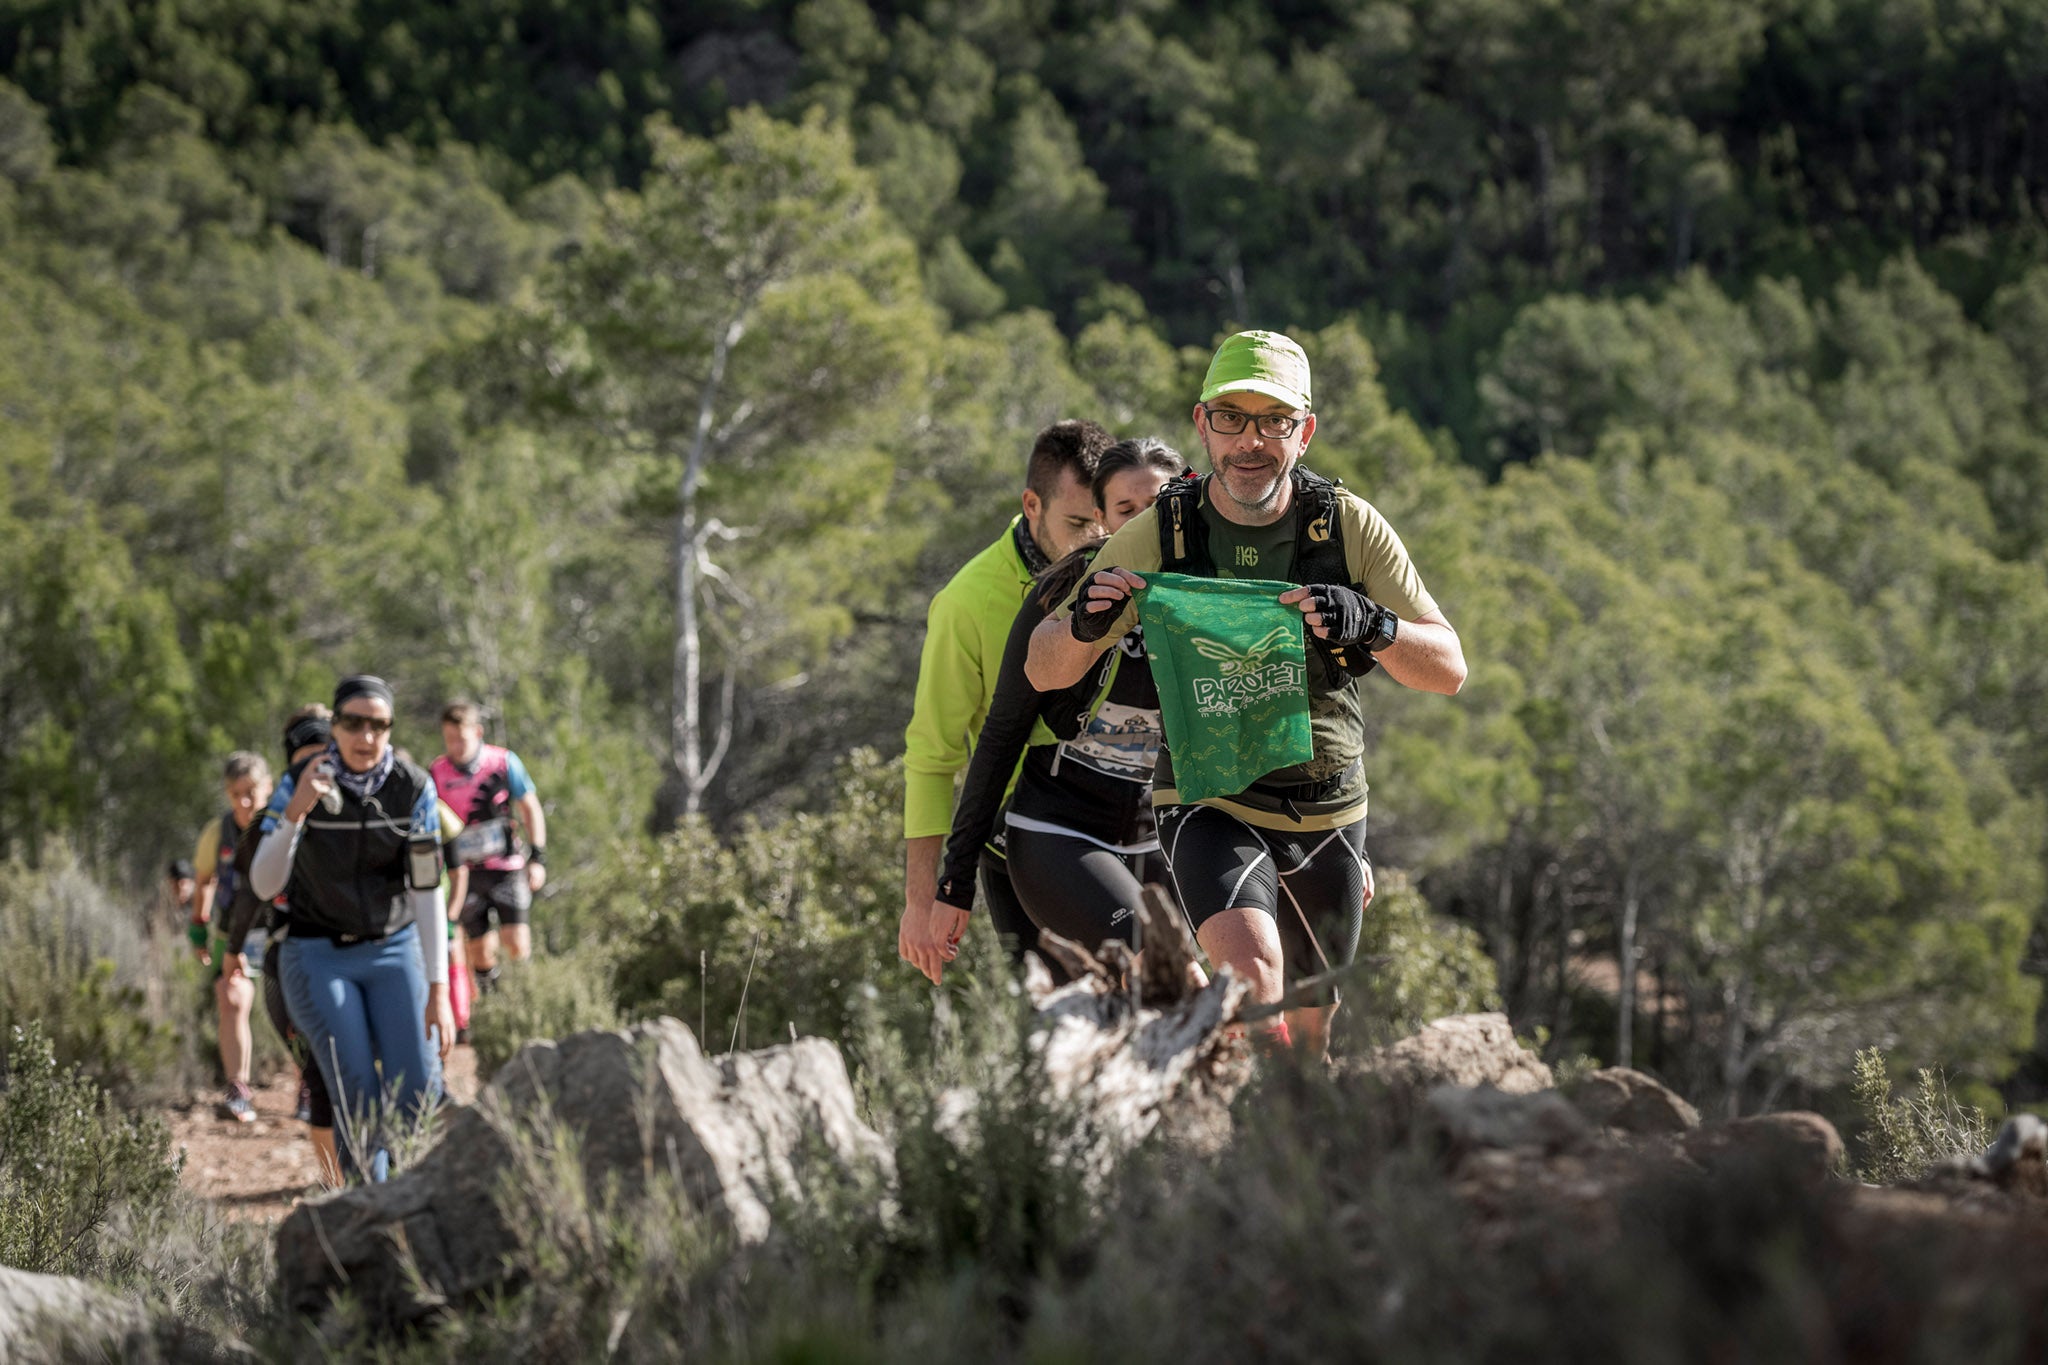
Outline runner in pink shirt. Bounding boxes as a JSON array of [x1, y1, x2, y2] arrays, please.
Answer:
[[430, 701, 547, 994]]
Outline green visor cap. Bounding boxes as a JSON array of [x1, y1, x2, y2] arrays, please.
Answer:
[[1200, 330, 1312, 412]]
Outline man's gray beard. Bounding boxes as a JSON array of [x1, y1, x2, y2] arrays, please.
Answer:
[[1212, 461, 1287, 515]]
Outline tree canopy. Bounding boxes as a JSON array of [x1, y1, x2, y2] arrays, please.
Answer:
[[3, 0, 2046, 1114]]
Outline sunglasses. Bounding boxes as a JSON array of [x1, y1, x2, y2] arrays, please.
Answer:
[[333, 714, 394, 736]]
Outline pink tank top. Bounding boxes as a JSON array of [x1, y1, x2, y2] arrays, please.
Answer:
[[431, 745, 523, 871]]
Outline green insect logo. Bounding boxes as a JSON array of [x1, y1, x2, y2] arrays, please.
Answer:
[[1190, 626, 1294, 676]]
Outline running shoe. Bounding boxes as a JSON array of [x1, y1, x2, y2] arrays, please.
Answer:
[[294, 1074, 313, 1124], [218, 1082, 256, 1124]]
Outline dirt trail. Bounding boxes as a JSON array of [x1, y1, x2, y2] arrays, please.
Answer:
[[166, 1046, 480, 1224]]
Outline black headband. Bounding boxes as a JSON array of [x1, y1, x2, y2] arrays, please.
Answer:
[[333, 674, 395, 712], [282, 715, 332, 758]]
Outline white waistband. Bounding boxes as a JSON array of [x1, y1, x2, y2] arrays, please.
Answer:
[[1004, 811, 1160, 855]]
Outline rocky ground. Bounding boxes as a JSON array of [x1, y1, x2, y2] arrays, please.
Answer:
[[165, 1047, 480, 1224]]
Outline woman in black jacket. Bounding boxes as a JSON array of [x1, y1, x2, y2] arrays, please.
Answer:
[[930, 437, 1187, 963], [251, 675, 452, 1182]]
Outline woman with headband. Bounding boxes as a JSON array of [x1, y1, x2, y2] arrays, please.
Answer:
[[251, 675, 452, 1181]]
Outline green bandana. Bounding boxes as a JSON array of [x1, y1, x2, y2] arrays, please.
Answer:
[[1135, 573, 1315, 804]]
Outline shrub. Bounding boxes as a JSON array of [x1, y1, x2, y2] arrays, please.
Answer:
[[0, 1021, 181, 1279], [1334, 869, 1502, 1049], [469, 947, 624, 1082], [1849, 1046, 1993, 1184], [589, 748, 1007, 1059], [0, 854, 180, 1097]]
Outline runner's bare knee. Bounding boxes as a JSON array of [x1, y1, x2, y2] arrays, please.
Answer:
[[1196, 907, 1285, 1003]]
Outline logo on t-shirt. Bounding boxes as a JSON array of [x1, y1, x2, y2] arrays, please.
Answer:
[[1234, 545, 1259, 569]]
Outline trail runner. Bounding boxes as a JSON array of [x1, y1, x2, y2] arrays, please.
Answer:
[[1026, 332, 1467, 1056], [933, 437, 1188, 964], [898, 419, 1115, 984]]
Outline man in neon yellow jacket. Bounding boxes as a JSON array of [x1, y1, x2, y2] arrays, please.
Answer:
[[898, 419, 1113, 983]]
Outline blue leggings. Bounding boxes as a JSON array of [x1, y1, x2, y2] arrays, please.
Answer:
[[279, 926, 438, 1181]]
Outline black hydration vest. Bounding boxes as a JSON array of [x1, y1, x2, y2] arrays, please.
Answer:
[[1155, 468, 1375, 692], [282, 753, 433, 942]]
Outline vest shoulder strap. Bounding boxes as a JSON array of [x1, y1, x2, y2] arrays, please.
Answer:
[[1156, 473, 1208, 576], [1291, 469, 1350, 586]]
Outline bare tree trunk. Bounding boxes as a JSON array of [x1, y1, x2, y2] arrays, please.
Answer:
[[673, 315, 747, 816], [1652, 952, 1667, 1069], [1721, 974, 1750, 1118], [1670, 179, 1693, 276], [1617, 862, 1639, 1069], [1543, 859, 1571, 1049], [1219, 236, 1248, 324], [1491, 847, 1518, 1011], [1534, 125, 1558, 280]]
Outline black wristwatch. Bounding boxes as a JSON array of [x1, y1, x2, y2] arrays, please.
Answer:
[[1364, 605, 1399, 653], [527, 846, 547, 867]]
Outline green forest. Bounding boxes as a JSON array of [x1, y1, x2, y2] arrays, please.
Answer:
[[5, 0, 2048, 1128]]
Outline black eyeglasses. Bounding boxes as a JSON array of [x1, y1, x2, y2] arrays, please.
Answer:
[[1202, 405, 1307, 439], [334, 714, 393, 736]]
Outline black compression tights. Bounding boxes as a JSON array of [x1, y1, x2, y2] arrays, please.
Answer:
[[1004, 824, 1148, 957]]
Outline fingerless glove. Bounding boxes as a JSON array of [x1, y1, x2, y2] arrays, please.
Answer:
[[1069, 571, 1132, 644], [1305, 584, 1398, 652]]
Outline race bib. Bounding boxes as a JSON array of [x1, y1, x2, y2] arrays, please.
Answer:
[[451, 819, 513, 867]]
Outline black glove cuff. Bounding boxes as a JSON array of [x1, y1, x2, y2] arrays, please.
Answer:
[[1308, 584, 1398, 652], [1068, 572, 1127, 644]]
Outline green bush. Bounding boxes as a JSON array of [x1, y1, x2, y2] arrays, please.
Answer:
[[1850, 1047, 1993, 1184], [469, 948, 624, 1082], [0, 854, 180, 1097], [589, 748, 1010, 1061], [0, 1020, 181, 1279], [1335, 869, 1503, 1049]]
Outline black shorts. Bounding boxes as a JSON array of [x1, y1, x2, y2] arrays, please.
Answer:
[[1005, 823, 1148, 955], [1157, 804, 1368, 992], [977, 850, 1039, 966], [459, 868, 532, 937]]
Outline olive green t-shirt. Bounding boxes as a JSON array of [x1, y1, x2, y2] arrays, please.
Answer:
[[1206, 499, 1295, 581], [1054, 474, 1439, 830]]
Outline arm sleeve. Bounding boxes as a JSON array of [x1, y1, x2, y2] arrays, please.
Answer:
[[1047, 512, 1163, 645], [409, 777, 448, 984], [936, 600, 1052, 910], [903, 584, 990, 839], [502, 752, 535, 800], [250, 820, 303, 901], [415, 886, 448, 985]]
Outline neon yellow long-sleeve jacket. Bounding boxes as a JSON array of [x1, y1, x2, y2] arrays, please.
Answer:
[[902, 516, 1042, 839]]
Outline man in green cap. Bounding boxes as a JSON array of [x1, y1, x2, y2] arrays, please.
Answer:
[[1026, 330, 1466, 1056]]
